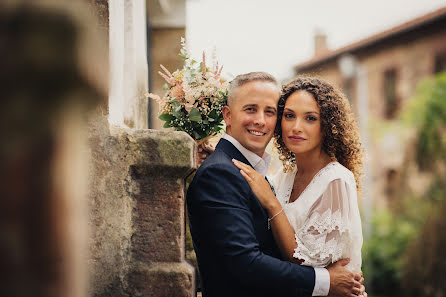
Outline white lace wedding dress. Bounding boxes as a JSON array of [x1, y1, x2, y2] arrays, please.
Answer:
[[269, 162, 363, 272]]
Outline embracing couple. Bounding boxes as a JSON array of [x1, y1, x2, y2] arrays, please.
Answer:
[[187, 72, 366, 297]]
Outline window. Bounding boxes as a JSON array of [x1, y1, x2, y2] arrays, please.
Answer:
[[383, 69, 399, 119], [343, 78, 355, 104], [434, 52, 446, 74]]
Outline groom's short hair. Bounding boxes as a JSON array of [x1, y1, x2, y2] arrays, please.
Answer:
[[227, 72, 279, 106]]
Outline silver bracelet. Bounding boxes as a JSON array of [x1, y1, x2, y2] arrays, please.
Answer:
[[268, 208, 283, 230]]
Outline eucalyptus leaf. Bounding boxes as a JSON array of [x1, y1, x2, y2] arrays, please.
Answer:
[[159, 113, 173, 122], [189, 108, 202, 122], [171, 100, 183, 118], [208, 109, 218, 119]]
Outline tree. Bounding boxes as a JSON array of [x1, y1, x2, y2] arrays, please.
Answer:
[[400, 72, 446, 297]]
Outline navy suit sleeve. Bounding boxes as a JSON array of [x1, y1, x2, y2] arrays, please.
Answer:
[[188, 163, 315, 297]]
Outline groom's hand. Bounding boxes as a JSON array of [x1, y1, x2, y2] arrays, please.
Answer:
[[197, 143, 214, 166], [326, 258, 363, 297], [358, 271, 367, 297]]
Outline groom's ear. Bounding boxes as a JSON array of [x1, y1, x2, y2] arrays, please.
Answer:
[[222, 105, 231, 128]]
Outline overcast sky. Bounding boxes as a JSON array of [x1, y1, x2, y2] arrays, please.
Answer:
[[186, 0, 446, 81]]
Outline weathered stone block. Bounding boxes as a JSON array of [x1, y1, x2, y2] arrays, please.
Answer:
[[131, 182, 185, 262], [127, 263, 195, 297], [89, 122, 196, 296]]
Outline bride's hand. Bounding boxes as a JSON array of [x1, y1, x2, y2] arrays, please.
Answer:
[[232, 159, 281, 213]]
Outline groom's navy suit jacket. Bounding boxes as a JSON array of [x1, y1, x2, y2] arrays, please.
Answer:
[[187, 139, 315, 297]]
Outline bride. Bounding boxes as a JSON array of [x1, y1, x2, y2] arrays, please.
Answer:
[[232, 76, 364, 274]]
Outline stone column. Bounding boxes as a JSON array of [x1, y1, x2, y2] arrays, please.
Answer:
[[0, 1, 108, 297], [88, 115, 196, 297], [123, 129, 196, 297], [87, 0, 196, 296], [107, 0, 149, 129]]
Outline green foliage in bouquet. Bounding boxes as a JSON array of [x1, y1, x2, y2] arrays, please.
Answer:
[[147, 38, 228, 141]]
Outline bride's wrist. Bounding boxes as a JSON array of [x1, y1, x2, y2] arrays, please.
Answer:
[[266, 200, 282, 217]]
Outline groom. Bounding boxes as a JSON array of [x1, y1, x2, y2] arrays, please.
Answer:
[[187, 72, 365, 297]]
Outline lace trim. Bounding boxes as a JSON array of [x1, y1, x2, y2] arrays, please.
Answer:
[[294, 235, 346, 266], [292, 209, 351, 266], [305, 208, 350, 235]]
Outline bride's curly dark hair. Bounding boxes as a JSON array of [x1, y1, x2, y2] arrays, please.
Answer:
[[274, 76, 363, 191]]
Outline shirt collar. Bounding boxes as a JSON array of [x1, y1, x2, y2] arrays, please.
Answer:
[[223, 133, 271, 176]]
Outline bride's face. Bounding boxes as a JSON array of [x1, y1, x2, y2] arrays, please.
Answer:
[[281, 90, 323, 156]]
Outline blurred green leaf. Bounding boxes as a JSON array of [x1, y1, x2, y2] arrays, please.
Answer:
[[208, 109, 218, 119], [171, 100, 183, 118], [158, 113, 173, 122], [189, 108, 202, 122], [400, 72, 446, 170]]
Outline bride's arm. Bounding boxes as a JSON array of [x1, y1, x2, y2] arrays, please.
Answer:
[[232, 159, 302, 264], [266, 203, 304, 264], [232, 159, 366, 294]]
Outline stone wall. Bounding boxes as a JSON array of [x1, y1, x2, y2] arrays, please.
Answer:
[[87, 109, 196, 296], [87, 0, 195, 296]]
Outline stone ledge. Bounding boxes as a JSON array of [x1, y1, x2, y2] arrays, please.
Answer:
[[110, 126, 197, 176], [126, 262, 195, 297]]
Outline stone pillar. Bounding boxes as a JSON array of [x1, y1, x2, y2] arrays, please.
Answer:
[[124, 129, 196, 297], [88, 1, 196, 296], [88, 118, 196, 296], [107, 0, 149, 129], [88, 104, 198, 297], [0, 1, 107, 297]]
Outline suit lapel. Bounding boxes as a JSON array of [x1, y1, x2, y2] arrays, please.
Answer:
[[215, 138, 274, 250], [215, 138, 253, 168]]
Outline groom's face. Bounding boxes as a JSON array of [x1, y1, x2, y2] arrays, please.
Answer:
[[223, 80, 279, 157]]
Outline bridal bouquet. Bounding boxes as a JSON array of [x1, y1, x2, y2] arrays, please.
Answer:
[[147, 38, 228, 143]]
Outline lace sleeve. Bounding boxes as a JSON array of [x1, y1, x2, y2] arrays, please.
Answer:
[[293, 178, 356, 268]]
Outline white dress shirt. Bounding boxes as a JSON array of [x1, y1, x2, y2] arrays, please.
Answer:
[[222, 133, 330, 296], [223, 134, 271, 176]]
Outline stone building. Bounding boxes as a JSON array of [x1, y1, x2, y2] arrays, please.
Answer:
[[293, 7, 446, 211]]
